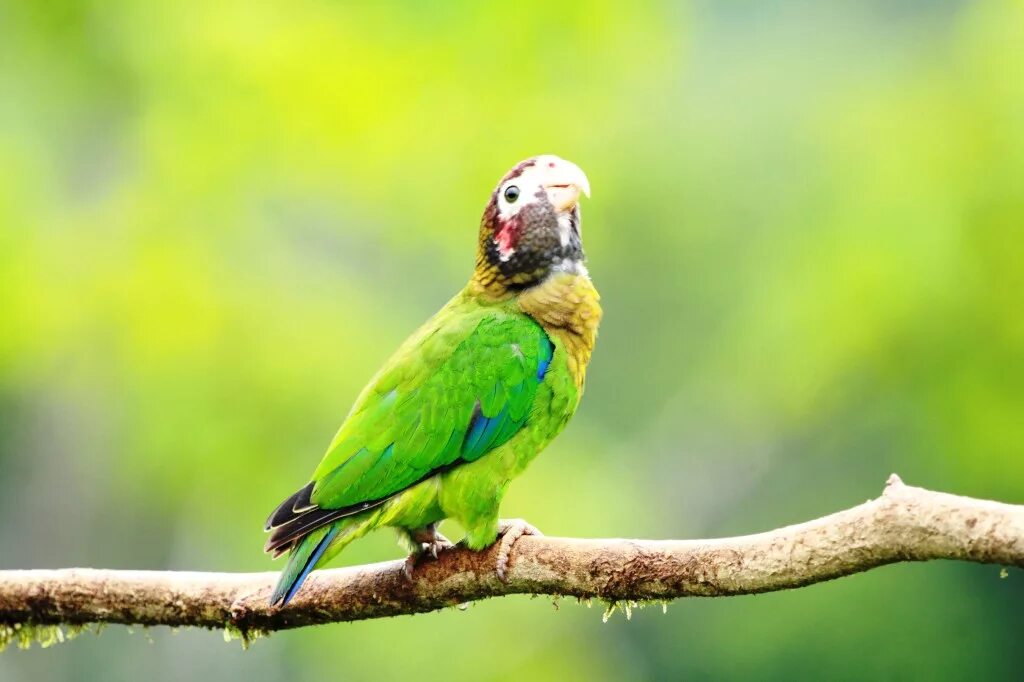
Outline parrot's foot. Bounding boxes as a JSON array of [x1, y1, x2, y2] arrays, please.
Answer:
[[402, 525, 455, 581], [495, 518, 543, 582]]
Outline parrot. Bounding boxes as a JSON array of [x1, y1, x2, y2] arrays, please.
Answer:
[[264, 155, 602, 606]]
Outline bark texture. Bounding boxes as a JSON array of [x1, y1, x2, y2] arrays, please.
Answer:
[[1, 475, 1021, 639]]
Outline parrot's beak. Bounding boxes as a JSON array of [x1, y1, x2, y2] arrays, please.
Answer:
[[541, 158, 591, 212]]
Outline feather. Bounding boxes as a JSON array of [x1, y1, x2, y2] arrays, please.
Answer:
[[269, 525, 340, 607], [264, 482, 315, 531], [264, 307, 567, 598]]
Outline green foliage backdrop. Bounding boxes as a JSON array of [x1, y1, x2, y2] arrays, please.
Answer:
[[1, 1, 1021, 679]]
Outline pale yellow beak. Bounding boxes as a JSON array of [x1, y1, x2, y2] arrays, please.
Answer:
[[538, 156, 591, 212]]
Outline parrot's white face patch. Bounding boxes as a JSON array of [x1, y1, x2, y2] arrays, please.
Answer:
[[495, 154, 590, 222], [496, 166, 546, 222]]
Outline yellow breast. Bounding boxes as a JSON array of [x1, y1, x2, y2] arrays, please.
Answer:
[[516, 272, 602, 390]]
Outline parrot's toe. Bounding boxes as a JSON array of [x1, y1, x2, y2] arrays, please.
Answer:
[[426, 533, 455, 559], [402, 529, 455, 581], [495, 518, 543, 582]]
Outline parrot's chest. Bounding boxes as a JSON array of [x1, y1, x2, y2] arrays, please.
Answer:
[[517, 272, 602, 391]]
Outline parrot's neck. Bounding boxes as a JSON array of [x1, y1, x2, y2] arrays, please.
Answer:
[[469, 272, 601, 390]]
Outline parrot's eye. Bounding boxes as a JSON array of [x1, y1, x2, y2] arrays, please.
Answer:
[[503, 185, 520, 203]]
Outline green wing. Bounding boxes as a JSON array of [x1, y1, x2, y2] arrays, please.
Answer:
[[264, 305, 553, 554]]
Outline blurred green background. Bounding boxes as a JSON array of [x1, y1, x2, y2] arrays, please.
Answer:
[[1, 0, 1022, 679]]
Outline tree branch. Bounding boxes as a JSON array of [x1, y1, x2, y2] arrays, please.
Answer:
[[1, 475, 1021, 642]]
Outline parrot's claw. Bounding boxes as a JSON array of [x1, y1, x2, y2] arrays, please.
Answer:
[[495, 518, 543, 582], [402, 528, 454, 581]]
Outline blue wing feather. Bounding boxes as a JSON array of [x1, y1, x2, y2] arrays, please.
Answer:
[[462, 402, 509, 461]]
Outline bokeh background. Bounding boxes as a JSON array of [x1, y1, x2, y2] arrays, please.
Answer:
[[2, 0, 1022, 679]]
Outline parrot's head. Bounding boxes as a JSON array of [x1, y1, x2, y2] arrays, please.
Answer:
[[474, 155, 591, 293]]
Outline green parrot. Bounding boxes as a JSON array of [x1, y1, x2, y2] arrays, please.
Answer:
[[265, 155, 602, 606]]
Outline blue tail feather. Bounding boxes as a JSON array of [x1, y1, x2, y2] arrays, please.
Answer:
[[270, 524, 340, 607]]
